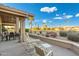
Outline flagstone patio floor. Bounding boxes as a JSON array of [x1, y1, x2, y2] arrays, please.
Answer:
[[0, 37, 78, 56]]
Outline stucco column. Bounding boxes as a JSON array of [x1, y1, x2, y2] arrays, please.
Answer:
[[0, 16, 2, 33], [20, 18, 26, 42], [15, 16, 20, 33]]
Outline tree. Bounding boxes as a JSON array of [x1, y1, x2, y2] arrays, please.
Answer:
[[28, 15, 34, 32]]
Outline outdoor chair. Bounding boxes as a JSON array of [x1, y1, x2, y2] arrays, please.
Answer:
[[0, 33, 4, 41], [15, 32, 20, 40], [9, 32, 15, 40], [1, 32, 9, 41]]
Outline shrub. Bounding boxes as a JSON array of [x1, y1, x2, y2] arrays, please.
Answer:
[[67, 33, 79, 42], [50, 32, 57, 38], [45, 32, 57, 38], [66, 31, 79, 36], [25, 28, 29, 32], [59, 31, 67, 37]]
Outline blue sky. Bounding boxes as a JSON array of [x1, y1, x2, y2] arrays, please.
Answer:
[[3, 3, 79, 28]]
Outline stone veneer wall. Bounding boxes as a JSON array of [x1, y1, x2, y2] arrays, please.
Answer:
[[29, 33, 79, 55]]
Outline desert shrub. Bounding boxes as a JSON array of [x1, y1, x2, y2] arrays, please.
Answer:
[[66, 31, 79, 36], [25, 28, 29, 32], [45, 31, 57, 38], [50, 32, 57, 38], [67, 33, 79, 42], [59, 31, 67, 37]]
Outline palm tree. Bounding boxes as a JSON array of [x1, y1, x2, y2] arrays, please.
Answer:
[[28, 15, 34, 32], [29, 20, 32, 32]]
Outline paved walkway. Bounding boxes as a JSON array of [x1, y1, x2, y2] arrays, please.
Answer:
[[0, 40, 37, 56], [0, 38, 78, 56]]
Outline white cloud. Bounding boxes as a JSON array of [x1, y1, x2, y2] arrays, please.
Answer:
[[63, 13, 66, 15], [53, 17, 63, 19], [40, 7, 57, 13], [64, 15, 73, 19], [53, 14, 73, 20], [56, 14, 59, 16], [43, 20, 47, 23], [75, 13, 79, 17]]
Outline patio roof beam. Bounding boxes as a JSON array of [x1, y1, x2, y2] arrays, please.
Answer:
[[0, 5, 28, 17]]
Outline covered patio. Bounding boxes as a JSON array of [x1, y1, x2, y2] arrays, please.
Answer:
[[0, 5, 33, 42]]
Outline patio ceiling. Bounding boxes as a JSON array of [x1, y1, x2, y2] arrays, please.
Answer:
[[0, 12, 16, 24]]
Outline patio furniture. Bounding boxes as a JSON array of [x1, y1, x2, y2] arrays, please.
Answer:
[[9, 32, 15, 40], [15, 32, 20, 40], [1, 31, 9, 41]]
